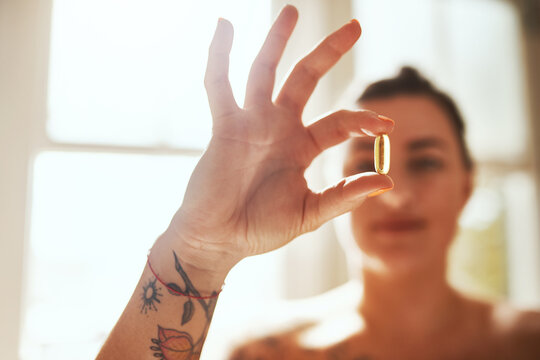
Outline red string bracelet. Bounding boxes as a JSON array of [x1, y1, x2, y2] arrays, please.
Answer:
[[146, 254, 222, 300]]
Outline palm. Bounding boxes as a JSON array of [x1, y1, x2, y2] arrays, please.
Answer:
[[173, 6, 393, 266]]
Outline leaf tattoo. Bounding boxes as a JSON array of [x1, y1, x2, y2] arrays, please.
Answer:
[[167, 282, 185, 296], [182, 299, 194, 325]]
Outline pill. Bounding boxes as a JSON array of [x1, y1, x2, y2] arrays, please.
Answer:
[[374, 134, 390, 174]]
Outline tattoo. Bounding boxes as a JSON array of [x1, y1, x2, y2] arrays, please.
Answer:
[[148, 251, 219, 359], [140, 277, 163, 314], [150, 326, 195, 360], [166, 251, 219, 323]]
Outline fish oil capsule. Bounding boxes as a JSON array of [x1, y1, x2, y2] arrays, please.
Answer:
[[374, 134, 390, 174]]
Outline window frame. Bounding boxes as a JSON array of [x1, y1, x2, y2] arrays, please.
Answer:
[[1, 0, 356, 357]]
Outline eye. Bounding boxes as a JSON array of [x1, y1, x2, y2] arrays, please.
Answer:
[[354, 160, 375, 173], [408, 157, 444, 172]]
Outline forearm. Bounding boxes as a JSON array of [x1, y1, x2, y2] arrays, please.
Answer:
[[97, 231, 228, 360]]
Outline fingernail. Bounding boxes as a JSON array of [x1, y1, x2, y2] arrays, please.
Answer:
[[217, 17, 230, 27], [216, 18, 224, 30], [378, 115, 395, 125], [367, 187, 392, 198]]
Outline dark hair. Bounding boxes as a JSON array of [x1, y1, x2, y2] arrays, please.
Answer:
[[358, 66, 473, 171]]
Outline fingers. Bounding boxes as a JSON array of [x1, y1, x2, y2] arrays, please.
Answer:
[[306, 110, 394, 157], [244, 5, 298, 107], [204, 18, 239, 120], [302, 173, 394, 233], [275, 20, 361, 116]]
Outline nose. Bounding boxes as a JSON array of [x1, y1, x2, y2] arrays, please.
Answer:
[[375, 173, 415, 211]]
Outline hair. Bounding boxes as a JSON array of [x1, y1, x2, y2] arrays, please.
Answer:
[[357, 66, 474, 171]]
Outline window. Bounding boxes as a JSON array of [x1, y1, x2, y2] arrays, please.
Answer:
[[47, 0, 272, 149], [20, 1, 273, 358]]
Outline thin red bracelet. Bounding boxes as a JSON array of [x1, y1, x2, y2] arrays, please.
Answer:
[[146, 254, 222, 300]]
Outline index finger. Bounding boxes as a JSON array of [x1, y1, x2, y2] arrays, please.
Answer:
[[306, 110, 394, 160]]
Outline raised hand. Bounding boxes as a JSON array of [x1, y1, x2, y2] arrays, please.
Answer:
[[166, 5, 394, 275], [98, 8, 396, 359]]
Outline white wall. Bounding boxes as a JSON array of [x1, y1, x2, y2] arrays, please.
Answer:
[[0, 0, 52, 358]]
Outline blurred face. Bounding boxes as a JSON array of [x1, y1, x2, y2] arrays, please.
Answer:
[[343, 95, 473, 274]]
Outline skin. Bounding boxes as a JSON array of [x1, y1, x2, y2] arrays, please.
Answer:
[[228, 96, 540, 359]]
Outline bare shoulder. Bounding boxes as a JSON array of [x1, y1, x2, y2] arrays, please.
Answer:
[[492, 302, 540, 334], [227, 330, 308, 360], [226, 281, 364, 360], [458, 293, 540, 334], [513, 307, 540, 334], [490, 302, 540, 357]]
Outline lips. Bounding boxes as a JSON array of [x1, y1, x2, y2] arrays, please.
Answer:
[[371, 218, 427, 232]]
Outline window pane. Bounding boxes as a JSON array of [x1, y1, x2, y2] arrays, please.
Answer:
[[450, 180, 509, 299], [21, 152, 198, 359], [47, 0, 270, 148], [353, 0, 527, 161], [449, 170, 540, 304], [441, 0, 527, 162]]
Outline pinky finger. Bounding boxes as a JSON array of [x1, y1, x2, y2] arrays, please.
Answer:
[[204, 18, 240, 120]]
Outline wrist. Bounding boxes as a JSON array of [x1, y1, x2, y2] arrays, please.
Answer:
[[150, 227, 233, 295]]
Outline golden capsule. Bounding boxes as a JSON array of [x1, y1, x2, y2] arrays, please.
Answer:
[[374, 134, 390, 175]]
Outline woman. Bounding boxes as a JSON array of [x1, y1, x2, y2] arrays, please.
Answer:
[[227, 66, 540, 359], [97, 5, 540, 359]]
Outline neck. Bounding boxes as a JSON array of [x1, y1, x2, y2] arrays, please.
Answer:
[[358, 256, 463, 339]]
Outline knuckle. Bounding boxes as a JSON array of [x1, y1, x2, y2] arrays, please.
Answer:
[[276, 92, 299, 112], [335, 116, 350, 139], [271, 31, 289, 46], [334, 109, 351, 118], [324, 41, 342, 60], [293, 61, 321, 82], [251, 59, 278, 78], [306, 127, 323, 153], [204, 75, 228, 89]]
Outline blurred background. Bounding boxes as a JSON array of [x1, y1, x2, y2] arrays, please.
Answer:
[[1, 0, 540, 358]]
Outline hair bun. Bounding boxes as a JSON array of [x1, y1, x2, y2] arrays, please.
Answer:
[[398, 66, 421, 80], [398, 66, 431, 88]]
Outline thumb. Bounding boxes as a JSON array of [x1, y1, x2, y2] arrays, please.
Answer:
[[302, 172, 394, 233]]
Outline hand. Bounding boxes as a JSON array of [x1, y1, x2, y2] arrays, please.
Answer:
[[167, 5, 394, 274]]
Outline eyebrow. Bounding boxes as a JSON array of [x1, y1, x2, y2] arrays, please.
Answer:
[[352, 139, 373, 151], [408, 137, 447, 151]]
